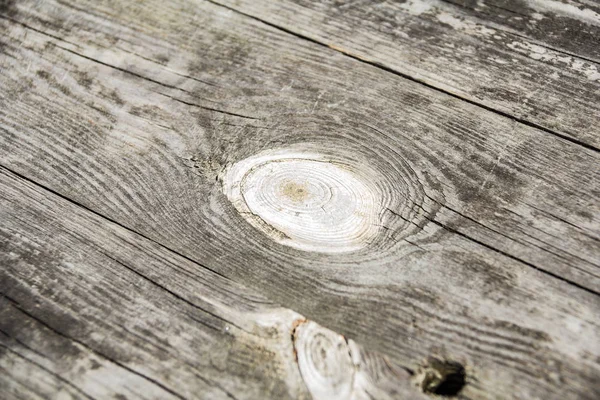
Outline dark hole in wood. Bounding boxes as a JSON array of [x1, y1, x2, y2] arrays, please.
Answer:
[[432, 363, 466, 396], [420, 358, 466, 397]]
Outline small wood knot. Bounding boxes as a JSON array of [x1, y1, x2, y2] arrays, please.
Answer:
[[293, 321, 355, 400]]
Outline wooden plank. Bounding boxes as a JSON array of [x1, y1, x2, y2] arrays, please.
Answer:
[[210, 0, 600, 150], [441, 0, 600, 61], [0, 166, 425, 400], [1, 1, 599, 398], [1, 0, 598, 291]]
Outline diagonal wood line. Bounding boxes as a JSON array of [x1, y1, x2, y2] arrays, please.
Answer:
[[1, 4, 598, 292], [428, 217, 600, 296], [2, 156, 598, 306], [2, 4, 597, 151], [203, 0, 600, 154], [97, 251, 249, 333], [0, 164, 232, 284], [386, 200, 600, 297], [439, 0, 600, 65], [0, 340, 98, 400], [0, 294, 189, 400], [0, 14, 258, 121]]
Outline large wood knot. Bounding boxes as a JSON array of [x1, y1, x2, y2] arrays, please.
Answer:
[[223, 149, 382, 252], [222, 127, 443, 256]]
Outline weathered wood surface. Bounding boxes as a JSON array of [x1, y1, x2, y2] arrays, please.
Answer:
[[212, 0, 600, 150], [0, 0, 599, 399], [0, 166, 427, 400], [442, 0, 600, 61]]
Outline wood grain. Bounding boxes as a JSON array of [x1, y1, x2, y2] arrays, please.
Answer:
[[0, 166, 425, 400], [293, 320, 426, 400], [442, 0, 600, 61], [222, 148, 384, 252], [1, 0, 599, 398], [211, 0, 600, 150]]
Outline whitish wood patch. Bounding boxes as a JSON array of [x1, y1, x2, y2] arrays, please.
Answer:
[[1, 0, 599, 399], [293, 320, 424, 400], [224, 149, 382, 252], [213, 0, 600, 150], [0, 166, 426, 400]]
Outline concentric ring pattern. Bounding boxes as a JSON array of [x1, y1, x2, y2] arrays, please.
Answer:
[[223, 150, 381, 252], [221, 115, 443, 256]]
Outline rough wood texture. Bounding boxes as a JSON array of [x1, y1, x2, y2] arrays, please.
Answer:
[[0, 166, 425, 400], [223, 148, 384, 252], [1, 0, 599, 399], [212, 0, 600, 150]]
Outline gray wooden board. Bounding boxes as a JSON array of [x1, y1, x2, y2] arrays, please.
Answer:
[[0, 166, 428, 400], [211, 0, 600, 150], [0, 0, 599, 399], [441, 0, 600, 61]]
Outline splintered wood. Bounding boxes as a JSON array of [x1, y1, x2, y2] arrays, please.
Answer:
[[0, 0, 599, 399]]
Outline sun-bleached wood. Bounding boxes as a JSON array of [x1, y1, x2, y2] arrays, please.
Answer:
[[2, 0, 597, 293], [1, 0, 599, 399], [293, 320, 424, 400], [0, 166, 426, 400], [223, 148, 383, 252], [212, 0, 600, 150]]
